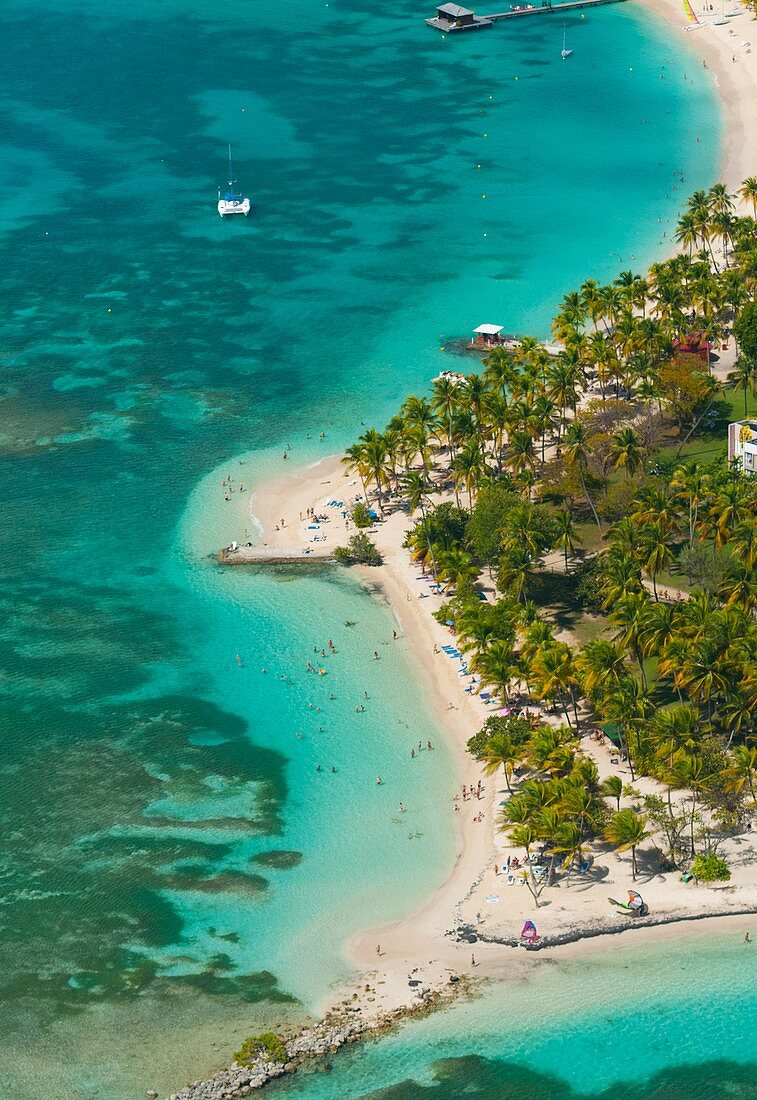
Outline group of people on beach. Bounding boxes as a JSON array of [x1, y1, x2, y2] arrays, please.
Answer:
[[410, 741, 433, 758], [452, 780, 485, 819], [221, 472, 246, 502]]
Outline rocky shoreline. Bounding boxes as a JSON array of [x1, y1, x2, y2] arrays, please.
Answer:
[[452, 904, 757, 951], [162, 977, 472, 1100]]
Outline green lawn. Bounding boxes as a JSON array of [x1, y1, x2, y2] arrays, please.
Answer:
[[653, 384, 757, 466]]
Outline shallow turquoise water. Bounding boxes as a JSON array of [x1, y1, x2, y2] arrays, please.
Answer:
[[0, 0, 727, 1096], [271, 933, 757, 1098]]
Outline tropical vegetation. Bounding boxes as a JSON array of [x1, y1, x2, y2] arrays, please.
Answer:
[[341, 180, 757, 886]]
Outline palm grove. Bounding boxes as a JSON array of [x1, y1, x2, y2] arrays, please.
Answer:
[[342, 180, 757, 890]]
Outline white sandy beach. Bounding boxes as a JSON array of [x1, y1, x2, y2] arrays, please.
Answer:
[[208, 0, 757, 1027], [637, 0, 757, 198], [217, 448, 757, 1024]]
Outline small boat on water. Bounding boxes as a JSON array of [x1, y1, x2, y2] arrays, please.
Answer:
[[217, 145, 251, 217], [561, 23, 572, 59]]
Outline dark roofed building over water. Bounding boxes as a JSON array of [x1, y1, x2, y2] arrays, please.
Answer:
[[425, 3, 494, 31]]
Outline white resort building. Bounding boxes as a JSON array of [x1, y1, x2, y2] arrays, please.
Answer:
[[728, 420, 757, 474]]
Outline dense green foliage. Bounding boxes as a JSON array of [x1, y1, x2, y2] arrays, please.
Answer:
[[234, 1032, 288, 1067], [690, 853, 731, 882], [351, 502, 374, 528], [343, 180, 757, 880], [333, 533, 383, 566], [734, 300, 757, 365]]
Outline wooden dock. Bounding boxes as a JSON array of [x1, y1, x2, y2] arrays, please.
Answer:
[[218, 544, 335, 566], [426, 0, 628, 32]]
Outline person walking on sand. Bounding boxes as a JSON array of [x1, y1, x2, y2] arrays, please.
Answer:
[[471, 954, 476, 967], [376, 945, 381, 956]]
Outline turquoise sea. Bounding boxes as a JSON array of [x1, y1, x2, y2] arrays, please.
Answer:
[[0, 0, 740, 1097], [269, 933, 757, 1099]]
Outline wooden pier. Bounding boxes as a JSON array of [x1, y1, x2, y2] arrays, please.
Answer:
[[218, 544, 335, 566], [426, 0, 628, 32]]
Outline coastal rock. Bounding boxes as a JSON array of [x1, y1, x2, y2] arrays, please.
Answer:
[[163, 982, 465, 1099]]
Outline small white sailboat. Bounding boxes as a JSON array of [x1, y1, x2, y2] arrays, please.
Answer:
[[561, 23, 573, 59], [217, 145, 251, 217], [712, 0, 729, 23]]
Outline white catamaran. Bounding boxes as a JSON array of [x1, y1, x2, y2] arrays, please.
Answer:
[[217, 145, 251, 217]]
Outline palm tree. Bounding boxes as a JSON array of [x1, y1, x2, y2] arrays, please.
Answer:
[[563, 421, 602, 531], [475, 639, 520, 705], [497, 544, 534, 604], [604, 809, 650, 880], [609, 591, 651, 687], [668, 752, 719, 856], [482, 345, 517, 396], [637, 521, 674, 601], [600, 547, 644, 608], [600, 775, 623, 812], [359, 429, 390, 510], [507, 823, 539, 861], [480, 733, 522, 792], [579, 278, 604, 330], [575, 639, 628, 704], [554, 509, 580, 571], [610, 426, 644, 478], [483, 390, 511, 470], [435, 546, 479, 592], [729, 517, 757, 571], [452, 438, 486, 508], [530, 642, 579, 726], [503, 429, 536, 483], [728, 745, 757, 809], [554, 819, 584, 875], [531, 393, 558, 463], [342, 442, 370, 501], [431, 375, 462, 460], [402, 469, 440, 579], [546, 356, 581, 436], [670, 462, 710, 548], [675, 211, 699, 257], [740, 176, 757, 218], [640, 599, 679, 660], [527, 726, 578, 778], [650, 704, 704, 786], [597, 679, 654, 781], [728, 357, 757, 419]]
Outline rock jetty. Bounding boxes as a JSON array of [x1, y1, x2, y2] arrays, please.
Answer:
[[164, 980, 469, 1099]]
